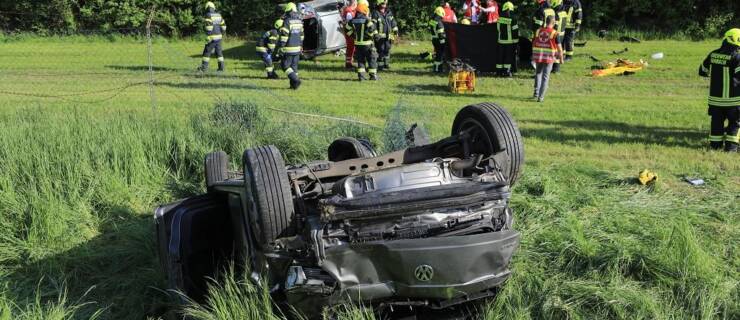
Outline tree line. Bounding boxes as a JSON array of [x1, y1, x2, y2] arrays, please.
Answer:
[[0, 0, 737, 37]]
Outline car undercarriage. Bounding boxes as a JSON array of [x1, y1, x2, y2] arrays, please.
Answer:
[[155, 103, 525, 319]]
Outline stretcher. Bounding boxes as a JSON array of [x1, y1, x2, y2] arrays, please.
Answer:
[[591, 59, 648, 77]]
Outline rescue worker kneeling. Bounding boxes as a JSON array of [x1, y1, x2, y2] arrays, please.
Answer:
[[199, 1, 227, 72], [699, 28, 740, 152], [256, 19, 282, 79], [276, 3, 304, 89], [430, 6, 446, 73], [346, 3, 380, 81]]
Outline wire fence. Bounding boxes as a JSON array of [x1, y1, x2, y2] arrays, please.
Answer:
[[0, 7, 425, 144]]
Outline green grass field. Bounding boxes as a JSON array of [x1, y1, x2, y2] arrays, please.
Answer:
[[0, 35, 737, 319]]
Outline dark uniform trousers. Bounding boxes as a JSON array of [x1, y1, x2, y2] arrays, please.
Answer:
[[355, 45, 378, 75], [432, 39, 445, 72], [375, 40, 392, 68], [709, 106, 740, 150], [282, 54, 300, 82], [202, 39, 224, 70], [563, 29, 576, 59]]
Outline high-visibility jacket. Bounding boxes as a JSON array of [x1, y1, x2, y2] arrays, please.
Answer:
[[205, 11, 226, 41], [534, 4, 555, 29], [277, 12, 304, 54], [345, 12, 378, 46], [430, 16, 446, 44], [564, 0, 582, 30], [554, 6, 569, 36], [497, 13, 519, 45], [483, 1, 499, 24], [532, 27, 559, 64], [699, 43, 740, 107], [256, 29, 279, 53], [371, 8, 398, 40]]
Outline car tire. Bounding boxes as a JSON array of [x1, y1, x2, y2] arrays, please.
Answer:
[[327, 137, 377, 162], [243, 145, 296, 247], [451, 103, 524, 186], [205, 151, 229, 191]]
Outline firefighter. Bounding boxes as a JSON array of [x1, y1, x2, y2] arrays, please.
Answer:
[[276, 2, 304, 89], [562, 0, 582, 61], [371, 0, 398, 70], [550, 0, 569, 73], [346, 3, 379, 81], [496, 2, 518, 77], [256, 19, 282, 79], [199, 1, 227, 72], [430, 6, 446, 73], [699, 28, 740, 152], [533, 0, 554, 30], [341, 0, 357, 68]]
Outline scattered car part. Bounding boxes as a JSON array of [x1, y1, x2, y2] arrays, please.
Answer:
[[592, 59, 648, 77], [611, 48, 629, 55], [327, 137, 377, 161], [155, 103, 524, 318], [205, 151, 229, 191], [651, 52, 664, 60], [619, 36, 641, 43]]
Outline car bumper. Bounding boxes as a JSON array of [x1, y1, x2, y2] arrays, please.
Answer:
[[320, 230, 520, 302]]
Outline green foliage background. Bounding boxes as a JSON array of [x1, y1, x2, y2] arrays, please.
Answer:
[[0, 0, 737, 36]]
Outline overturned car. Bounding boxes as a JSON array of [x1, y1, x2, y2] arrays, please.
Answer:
[[155, 103, 524, 317]]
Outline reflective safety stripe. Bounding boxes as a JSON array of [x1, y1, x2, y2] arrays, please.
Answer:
[[357, 68, 366, 73], [708, 135, 724, 142], [355, 40, 373, 46], [285, 67, 295, 74], [736, 66, 740, 73], [256, 46, 267, 52], [726, 134, 740, 143], [708, 96, 740, 107], [280, 36, 289, 41], [217, 57, 224, 62], [368, 68, 377, 74], [267, 44, 276, 49], [533, 48, 556, 53], [266, 66, 274, 72], [282, 46, 301, 53], [207, 35, 223, 40], [206, 26, 214, 31], [565, 51, 574, 55], [202, 57, 210, 62], [722, 67, 729, 98]]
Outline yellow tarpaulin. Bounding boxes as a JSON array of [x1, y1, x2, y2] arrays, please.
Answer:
[[591, 59, 648, 77]]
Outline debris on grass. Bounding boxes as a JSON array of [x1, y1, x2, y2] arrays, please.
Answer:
[[683, 177, 705, 186], [591, 59, 648, 77], [638, 169, 657, 185]]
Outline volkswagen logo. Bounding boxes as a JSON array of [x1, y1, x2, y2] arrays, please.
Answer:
[[414, 264, 434, 282]]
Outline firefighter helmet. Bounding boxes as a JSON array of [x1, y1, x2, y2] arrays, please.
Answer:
[[461, 18, 471, 25], [376, 0, 387, 5], [434, 6, 445, 17], [358, 0, 369, 6], [502, 2, 515, 11], [205, 1, 216, 10], [274, 19, 283, 29], [283, 2, 297, 12], [356, 3, 369, 15], [725, 28, 740, 47], [551, 0, 562, 7]]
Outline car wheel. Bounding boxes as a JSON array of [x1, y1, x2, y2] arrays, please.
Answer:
[[327, 137, 377, 162], [243, 145, 296, 248], [205, 151, 229, 191], [451, 103, 524, 186]]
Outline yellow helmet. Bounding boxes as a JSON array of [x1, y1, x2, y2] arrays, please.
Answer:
[[551, 0, 562, 7], [205, 1, 216, 10], [358, 0, 369, 6], [283, 2, 297, 12], [725, 28, 740, 46], [376, 0, 387, 5], [434, 6, 445, 17], [461, 18, 471, 25], [502, 2, 515, 11], [274, 19, 284, 29]]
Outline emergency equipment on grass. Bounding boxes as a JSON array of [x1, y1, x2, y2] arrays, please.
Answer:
[[591, 59, 648, 77], [448, 59, 476, 93]]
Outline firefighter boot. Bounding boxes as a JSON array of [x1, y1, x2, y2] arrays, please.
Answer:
[[358, 73, 367, 81], [726, 142, 738, 152], [267, 71, 279, 79], [198, 61, 209, 72], [370, 73, 379, 81], [217, 61, 225, 72], [288, 73, 301, 90]]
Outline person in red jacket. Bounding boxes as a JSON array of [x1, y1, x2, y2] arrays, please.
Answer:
[[531, 15, 563, 102], [481, 0, 499, 24], [341, 0, 358, 68], [442, 2, 457, 23], [462, 0, 480, 24]]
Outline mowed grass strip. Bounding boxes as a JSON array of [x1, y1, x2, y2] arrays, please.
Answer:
[[0, 36, 737, 319]]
